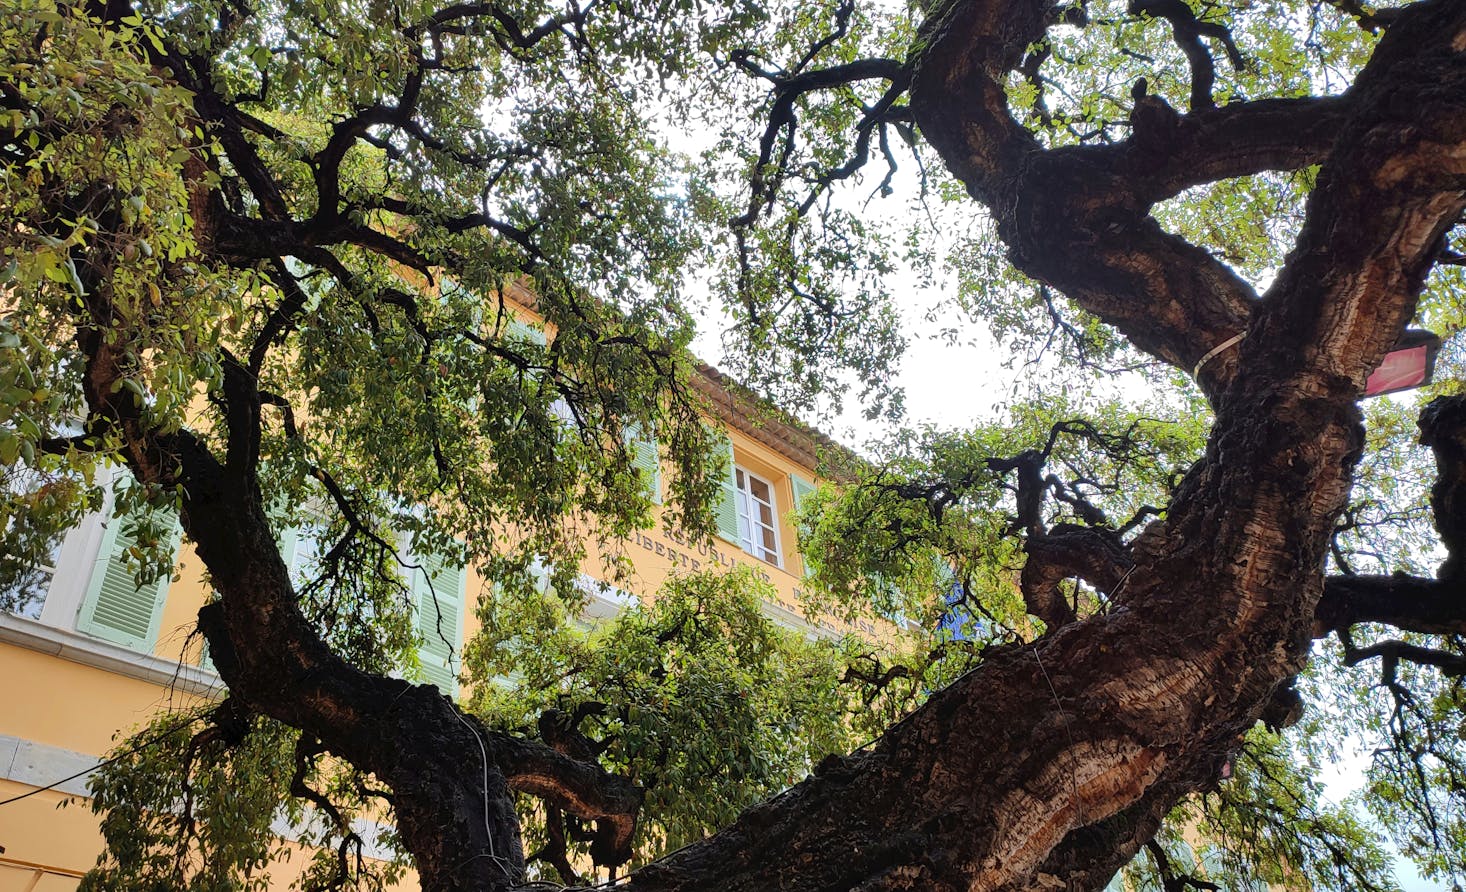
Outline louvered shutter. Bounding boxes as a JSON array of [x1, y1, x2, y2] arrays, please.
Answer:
[[789, 474, 817, 576], [76, 508, 181, 652], [506, 317, 547, 347], [413, 553, 466, 697], [789, 474, 817, 509], [627, 425, 661, 504], [276, 524, 300, 578], [714, 434, 740, 544]]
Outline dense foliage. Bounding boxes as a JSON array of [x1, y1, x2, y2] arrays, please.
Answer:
[[4, 0, 1466, 888]]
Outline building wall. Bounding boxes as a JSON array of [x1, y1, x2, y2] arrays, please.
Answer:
[[0, 374, 861, 887]]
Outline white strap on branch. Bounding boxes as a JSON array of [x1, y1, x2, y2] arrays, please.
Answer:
[[1192, 332, 1247, 378]]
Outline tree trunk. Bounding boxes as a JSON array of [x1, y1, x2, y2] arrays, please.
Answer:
[[67, 0, 1466, 888], [622, 396, 1359, 891]]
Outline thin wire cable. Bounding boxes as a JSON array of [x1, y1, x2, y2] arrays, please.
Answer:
[[0, 711, 202, 808], [450, 705, 520, 878], [1032, 644, 1088, 826]]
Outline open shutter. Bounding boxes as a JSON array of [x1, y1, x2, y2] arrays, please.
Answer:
[[789, 474, 817, 510], [413, 553, 466, 697], [789, 473, 817, 576], [276, 524, 301, 578], [506, 316, 547, 347], [714, 434, 740, 544], [76, 508, 181, 652], [627, 425, 662, 504]]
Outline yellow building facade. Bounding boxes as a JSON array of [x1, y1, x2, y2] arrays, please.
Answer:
[[0, 321, 864, 888]]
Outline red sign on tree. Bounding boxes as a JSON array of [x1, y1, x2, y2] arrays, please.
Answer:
[[1365, 330, 1442, 398]]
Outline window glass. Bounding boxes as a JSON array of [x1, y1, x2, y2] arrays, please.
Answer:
[[734, 467, 781, 567], [288, 519, 326, 590], [2, 470, 65, 619], [10, 554, 56, 619]]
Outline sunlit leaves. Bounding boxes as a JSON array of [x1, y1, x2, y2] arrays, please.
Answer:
[[466, 568, 856, 871], [797, 395, 1210, 631], [83, 709, 406, 892]]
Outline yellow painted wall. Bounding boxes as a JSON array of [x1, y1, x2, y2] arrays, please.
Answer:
[[0, 778, 409, 891], [0, 646, 203, 757], [0, 300, 887, 887], [0, 783, 94, 891]]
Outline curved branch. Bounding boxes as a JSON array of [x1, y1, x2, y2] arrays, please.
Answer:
[[1129, 0, 1243, 111], [908, 0, 1409, 399], [1117, 95, 1353, 204], [1342, 637, 1466, 676], [910, 0, 1259, 396], [731, 57, 908, 228], [496, 733, 642, 867], [1022, 523, 1133, 628]]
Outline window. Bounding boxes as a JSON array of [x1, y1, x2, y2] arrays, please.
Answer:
[[7, 535, 61, 620], [626, 425, 661, 504], [2, 469, 66, 619], [712, 435, 796, 569], [278, 516, 328, 590], [734, 467, 781, 567]]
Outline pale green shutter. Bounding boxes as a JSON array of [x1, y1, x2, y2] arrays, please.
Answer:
[[789, 474, 817, 576], [789, 474, 817, 509], [506, 317, 547, 347], [276, 524, 300, 578], [76, 509, 181, 652], [627, 425, 662, 504], [714, 434, 740, 544], [413, 554, 466, 697]]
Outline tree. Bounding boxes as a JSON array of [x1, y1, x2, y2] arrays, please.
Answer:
[[3, 0, 1466, 887]]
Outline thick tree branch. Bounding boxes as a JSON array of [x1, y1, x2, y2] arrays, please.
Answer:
[[1022, 523, 1133, 628], [1325, 0, 1408, 32], [909, 0, 1256, 396], [614, 5, 1466, 890], [1117, 95, 1353, 204], [1317, 574, 1466, 636], [1421, 394, 1466, 576], [1318, 395, 1466, 636], [1343, 637, 1466, 676], [906, 0, 1382, 399], [497, 733, 640, 868], [1239, 7, 1466, 406]]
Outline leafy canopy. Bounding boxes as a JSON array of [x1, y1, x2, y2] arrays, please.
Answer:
[[5, 0, 1466, 888]]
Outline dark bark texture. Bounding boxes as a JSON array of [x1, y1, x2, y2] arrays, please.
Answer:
[[614, 2, 1466, 889], [63, 0, 1466, 889]]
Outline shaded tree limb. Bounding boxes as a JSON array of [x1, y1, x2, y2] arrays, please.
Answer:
[[1128, 0, 1243, 111], [1317, 573, 1466, 637]]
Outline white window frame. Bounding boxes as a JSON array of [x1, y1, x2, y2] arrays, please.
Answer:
[[4, 471, 119, 631], [733, 466, 783, 568]]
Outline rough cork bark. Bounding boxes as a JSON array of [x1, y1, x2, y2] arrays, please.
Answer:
[[71, 0, 1466, 889]]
